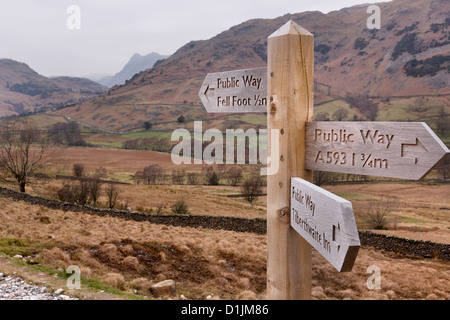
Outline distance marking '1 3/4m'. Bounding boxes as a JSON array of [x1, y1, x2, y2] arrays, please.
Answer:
[[315, 151, 388, 169], [306, 122, 450, 180]]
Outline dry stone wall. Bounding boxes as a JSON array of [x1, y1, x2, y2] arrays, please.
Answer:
[[0, 186, 448, 261]]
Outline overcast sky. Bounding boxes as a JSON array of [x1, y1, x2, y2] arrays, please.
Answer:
[[0, 0, 377, 78]]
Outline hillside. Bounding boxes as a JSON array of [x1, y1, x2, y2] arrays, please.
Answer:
[[98, 52, 169, 88], [0, 59, 107, 117], [55, 0, 449, 132]]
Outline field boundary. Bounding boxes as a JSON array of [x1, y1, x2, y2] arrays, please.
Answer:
[[0, 186, 448, 261]]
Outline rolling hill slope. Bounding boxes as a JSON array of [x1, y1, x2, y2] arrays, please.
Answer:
[[0, 59, 107, 117], [55, 0, 449, 132]]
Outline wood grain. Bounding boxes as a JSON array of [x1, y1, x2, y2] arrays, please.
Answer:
[[266, 20, 314, 300]]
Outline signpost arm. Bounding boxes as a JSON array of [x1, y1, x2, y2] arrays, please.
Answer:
[[267, 20, 314, 299]]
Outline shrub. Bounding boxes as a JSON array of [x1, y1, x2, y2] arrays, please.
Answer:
[[354, 37, 369, 50], [177, 115, 185, 123], [209, 171, 219, 186], [365, 197, 398, 230], [39, 247, 71, 269], [73, 163, 84, 177], [130, 278, 152, 294], [314, 44, 331, 55], [202, 166, 220, 185], [101, 273, 126, 291], [122, 256, 140, 271], [391, 32, 421, 61], [404, 54, 450, 77], [171, 199, 190, 215]]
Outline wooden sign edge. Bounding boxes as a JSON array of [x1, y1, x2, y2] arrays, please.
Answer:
[[198, 67, 268, 114], [290, 177, 360, 272], [305, 121, 450, 180]]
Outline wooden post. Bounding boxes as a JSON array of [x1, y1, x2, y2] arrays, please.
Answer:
[[266, 21, 314, 299]]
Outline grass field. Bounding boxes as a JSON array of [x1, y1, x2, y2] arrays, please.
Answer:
[[2, 100, 448, 300], [9, 147, 445, 244], [0, 144, 448, 300], [0, 192, 448, 300]]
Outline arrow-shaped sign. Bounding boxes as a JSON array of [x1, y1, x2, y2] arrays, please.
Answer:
[[290, 177, 360, 272], [306, 122, 450, 180], [199, 67, 267, 113]]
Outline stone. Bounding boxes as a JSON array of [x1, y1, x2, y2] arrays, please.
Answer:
[[54, 288, 64, 295], [150, 280, 176, 297]]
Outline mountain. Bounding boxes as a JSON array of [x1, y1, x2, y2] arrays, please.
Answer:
[[0, 59, 108, 117], [98, 52, 169, 87], [55, 0, 450, 131]]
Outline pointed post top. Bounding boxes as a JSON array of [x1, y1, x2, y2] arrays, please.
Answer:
[[269, 20, 313, 38]]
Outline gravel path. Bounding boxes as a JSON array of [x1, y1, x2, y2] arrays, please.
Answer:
[[0, 273, 78, 300]]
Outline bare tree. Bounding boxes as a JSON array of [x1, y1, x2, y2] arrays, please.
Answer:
[[332, 108, 349, 121], [143, 164, 164, 185], [171, 169, 186, 185], [241, 175, 263, 204], [105, 184, 120, 209], [0, 120, 50, 192], [226, 167, 243, 186], [187, 172, 200, 185], [87, 177, 102, 206], [57, 180, 90, 205], [133, 170, 144, 185], [435, 106, 449, 135], [94, 166, 107, 179]]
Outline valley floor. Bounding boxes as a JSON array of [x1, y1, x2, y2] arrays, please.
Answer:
[[0, 195, 448, 300]]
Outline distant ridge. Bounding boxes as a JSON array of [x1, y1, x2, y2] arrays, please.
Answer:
[[0, 58, 107, 117], [98, 52, 169, 87]]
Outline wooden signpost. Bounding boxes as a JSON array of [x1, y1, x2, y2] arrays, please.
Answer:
[[306, 121, 450, 180], [198, 20, 449, 300], [198, 67, 267, 113], [290, 177, 360, 272], [266, 21, 314, 300]]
